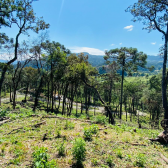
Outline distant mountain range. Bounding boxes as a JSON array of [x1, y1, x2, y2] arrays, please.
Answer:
[[0, 53, 164, 74], [80, 52, 164, 71]]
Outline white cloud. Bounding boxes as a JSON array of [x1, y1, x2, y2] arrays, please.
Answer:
[[124, 25, 133, 31], [159, 44, 163, 46], [111, 44, 115, 46], [119, 43, 122, 45], [151, 42, 156, 45], [69, 46, 105, 55]]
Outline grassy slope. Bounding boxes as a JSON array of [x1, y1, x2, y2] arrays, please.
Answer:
[[0, 101, 167, 168]]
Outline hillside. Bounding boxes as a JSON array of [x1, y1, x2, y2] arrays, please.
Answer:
[[0, 104, 167, 168]]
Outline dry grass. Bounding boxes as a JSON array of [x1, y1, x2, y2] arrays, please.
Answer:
[[0, 104, 168, 168]]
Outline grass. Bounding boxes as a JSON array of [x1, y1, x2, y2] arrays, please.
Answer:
[[0, 99, 167, 167]]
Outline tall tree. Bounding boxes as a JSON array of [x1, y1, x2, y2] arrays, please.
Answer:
[[126, 0, 168, 120], [0, 0, 49, 105], [105, 47, 147, 119], [43, 41, 69, 113]]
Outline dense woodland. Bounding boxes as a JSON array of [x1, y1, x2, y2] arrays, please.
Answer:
[[0, 0, 168, 168]]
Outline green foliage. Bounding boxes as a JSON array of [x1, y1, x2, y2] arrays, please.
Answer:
[[0, 145, 5, 157], [116, 149, 123, 159], [64, 120, 75, 130], [33, 147, 57, 168], [0, 108, 7, 118], [72, 137, 86, 164], [83, 127, 93, 141], [57, 141, 65, 156], [33, 147, 48, 168], [91, 158, 99, 166], [133, 153, 146, 167], [106, 155, 114, 167], [83, 124, 99, 141], [56, 129, 61, 138], [90, 124, 99, 134], [93, 115, 107, 124], [125, 154, 131, 161]]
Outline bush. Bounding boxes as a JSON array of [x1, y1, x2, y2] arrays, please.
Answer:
[[133, 153, 146, 167], [83, 127, 92, 141], [90, 124, 99, 134], [83, 124, 99, 141], [57, 141, 65, 156], [0, 108, 7, 118], [91, 158, 99, 166], [72, 137, 86, 165], [33, 147, 57, 168], [106, 155, 114, 167], [93, 115, 107, 124], [64, 120, 75, 130], [116, 149, 123, 159], [33, 147, 48, 168]]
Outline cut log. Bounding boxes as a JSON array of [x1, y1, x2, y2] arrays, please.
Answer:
[[149, 130, 168, 144]]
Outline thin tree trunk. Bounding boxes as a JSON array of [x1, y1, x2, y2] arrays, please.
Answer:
[[24, 83, 29, 102], [162, 24, 168, 119], [62, 83, 68, 115], [33, 75, 44, 111], [120, 58, 125, 119]]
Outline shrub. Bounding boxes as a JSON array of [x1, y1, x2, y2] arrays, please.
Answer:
[[83, 127, 92, 141], [83, 124, 99, 141], [56, 129, 61, 138], [33, 147, 48, 168], [133, 153, 146, 167], [106, 155, 114, 167], [72, 137, 86, 165], [0, 108, 7, 118], [93, 115, 107, 124], [90, 124, 99, 134], [33, 147, 57, 168], [116, 149, 123, 159], [64, 120, 75, 130], [91, 158, 99, 166], [57, 141, 65, 156]]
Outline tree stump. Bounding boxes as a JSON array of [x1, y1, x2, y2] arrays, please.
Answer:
[[150, 119, 168, 144]]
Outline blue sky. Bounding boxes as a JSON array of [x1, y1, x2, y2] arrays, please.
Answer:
[[1, 0, 165, 56]]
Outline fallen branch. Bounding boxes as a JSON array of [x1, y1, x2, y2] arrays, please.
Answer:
[[42, 115, 94, 123], [160, 153, 168, 164], [110, 141, 147, 147], [7, 120, 46, 135], [130, 143, 147, 146], [0, 118, 11, 126]]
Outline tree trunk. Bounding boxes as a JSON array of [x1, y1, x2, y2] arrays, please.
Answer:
[[10, 85, 12, 102], [0, 21, 25, 106], [62, 83, 68, 115], [162, 24, 168, 119], [47, 81, 50, 112], [82, 79, 115, 124], [33, 75, 44, 111], [24, 83, 29, 102], [120, 58, 125, 119]]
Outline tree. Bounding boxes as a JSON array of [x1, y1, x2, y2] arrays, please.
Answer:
[[0, 0, 49, 105], [43, 41, 69, 113], [105, 47, 147, 119], [126, 0, 168, 120], [22, 66, 38, 102]]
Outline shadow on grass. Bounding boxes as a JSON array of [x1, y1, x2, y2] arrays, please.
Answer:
[[71, 162, 84, 168]]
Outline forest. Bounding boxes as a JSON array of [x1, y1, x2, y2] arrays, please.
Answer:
[[0, 0, 168, 168]]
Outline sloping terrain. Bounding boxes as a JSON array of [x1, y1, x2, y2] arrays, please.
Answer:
[[0, 106, 168, 168]]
